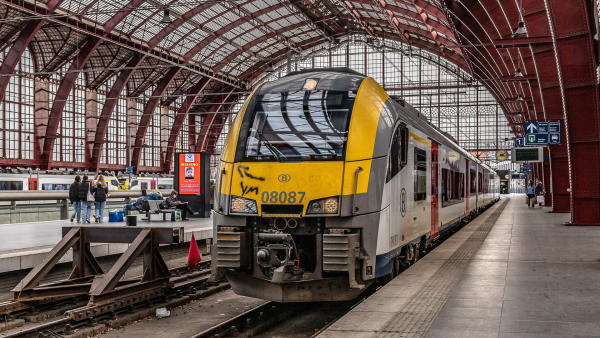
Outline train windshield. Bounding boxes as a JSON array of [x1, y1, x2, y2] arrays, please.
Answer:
[[244, 90, 355, 161]]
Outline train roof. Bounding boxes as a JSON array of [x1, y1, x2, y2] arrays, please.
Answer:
[[390, 98, 494, 172]]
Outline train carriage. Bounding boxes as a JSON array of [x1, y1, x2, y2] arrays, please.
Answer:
[[212, 68, 499, 302]]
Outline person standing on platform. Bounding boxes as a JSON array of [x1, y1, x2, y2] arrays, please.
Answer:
[[78, 175, 92, 223], [92, 176, 109, 223], [535, 179, 543, 208], [69, 176, 81, 223], [526, 180, 536, 209], [165, 190, 196, 220], [123, 189, 148, 216]]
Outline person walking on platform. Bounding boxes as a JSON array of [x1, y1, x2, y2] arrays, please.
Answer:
[[123, 189, 148, 217], [92, 176, 109, 223], [535, 179, 543, 208], [526, 181, 536, 209], [69, 176, 81, 223], [165, 190, 196, 220], [78, 175, 92, 223]]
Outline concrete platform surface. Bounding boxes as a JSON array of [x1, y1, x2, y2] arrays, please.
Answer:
[[0, 214, 213, 273], [322, 195, 600, 338]]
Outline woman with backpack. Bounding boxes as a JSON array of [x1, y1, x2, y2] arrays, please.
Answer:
[[92, 176, 109, 223], [69, 176, 81, 223], [78, 175, 92, 223]]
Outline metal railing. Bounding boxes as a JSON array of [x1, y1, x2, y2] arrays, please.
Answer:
[[0, 189, 174, 220]]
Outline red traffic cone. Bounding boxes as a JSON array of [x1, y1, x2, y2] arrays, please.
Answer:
[[187, 234, 201, 271]]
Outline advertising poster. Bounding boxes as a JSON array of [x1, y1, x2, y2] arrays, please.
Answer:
[[178, 153, 201, 194]]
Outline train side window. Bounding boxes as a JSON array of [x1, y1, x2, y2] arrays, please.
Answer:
[[469, 169, 476, 193], [386, 125, 408, 182], [414, 147, 427, 201]]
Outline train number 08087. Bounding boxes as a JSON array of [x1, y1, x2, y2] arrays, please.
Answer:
[[261, 191, 305, 204]]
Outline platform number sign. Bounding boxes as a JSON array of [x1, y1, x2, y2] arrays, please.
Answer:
[[525, 121, 561, 145], [515, 138, 524, 147]]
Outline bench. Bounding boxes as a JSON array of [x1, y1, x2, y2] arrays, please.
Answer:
[[143, 200, 177, 221]]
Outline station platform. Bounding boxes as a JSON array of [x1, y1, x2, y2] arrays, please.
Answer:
[[0, 214, 213, 273], [322, 195, 600, 338]]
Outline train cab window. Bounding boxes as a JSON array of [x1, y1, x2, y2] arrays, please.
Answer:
[[243, 90, 355, 161], [0, 181, 24, 190], [131, 180, 138, 188], [414, 147, 427, 201], [111, 180, 118, 186], [386, 125, 409, 182]]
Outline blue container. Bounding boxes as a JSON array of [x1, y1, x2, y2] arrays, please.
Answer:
[[109, 210, 124, 222]]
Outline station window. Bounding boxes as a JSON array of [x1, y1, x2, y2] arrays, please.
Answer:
[[414, 147, 427, 201], [387, 125, 408, 182], [0, 48, 34, 160]]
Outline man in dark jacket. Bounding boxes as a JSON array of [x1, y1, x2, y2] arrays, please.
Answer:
[[165, 190, 196, 220], [69, 176, 81, 223], [123, 189, 148, 217], [78, 175, 92, 223]]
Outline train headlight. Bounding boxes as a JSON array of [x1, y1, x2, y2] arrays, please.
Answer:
[[307, 197, 339, 214], [230, 196, 258, 214]]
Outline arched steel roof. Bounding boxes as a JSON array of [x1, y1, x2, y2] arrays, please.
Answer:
[[0, 0, 597, 223]]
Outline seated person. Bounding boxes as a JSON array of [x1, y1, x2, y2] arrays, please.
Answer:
[[148, 189, 163, 200], [165, 190, 196, 220], [123, 189, 148, 216]]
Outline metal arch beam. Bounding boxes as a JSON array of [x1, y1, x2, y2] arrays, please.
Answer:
[[0, 0, 66, 103], [545, 0, 600, 225], [103, 0, 149, 33], [195, 88, 235, 152], [90, 53, 147, 172], [162, 77, 212, 172], [183, 16, 306, 64], [198, 21, 307, 68], [40, 36, 104, 170], [147, 3, 216, 50], [131, 67, 182, 173], [351, 0, 455, 38], [40, 0, 148, 170]]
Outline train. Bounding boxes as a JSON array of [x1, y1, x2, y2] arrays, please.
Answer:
[[212, 68, 500, 302], [0, 172, 174, 191]]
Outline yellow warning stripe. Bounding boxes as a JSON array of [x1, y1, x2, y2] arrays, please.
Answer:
[[410, 133, 431, 147]]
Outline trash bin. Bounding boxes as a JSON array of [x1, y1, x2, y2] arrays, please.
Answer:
[[126, 215, 137, 226]]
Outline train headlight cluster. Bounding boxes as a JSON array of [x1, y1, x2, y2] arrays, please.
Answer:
[[230, 196, 258, 214], [307, 197, 339, 214]]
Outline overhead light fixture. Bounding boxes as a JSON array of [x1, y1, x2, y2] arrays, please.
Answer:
[[514, 68, 524, 77], [516, 93, 525, 102], [161, 9, 174, 24], [512, 22, 527, 38], [266, 62, 274, 73], [303, 78, 318, 91]]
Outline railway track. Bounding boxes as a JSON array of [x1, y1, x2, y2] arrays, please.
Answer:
[[187, 203, 496, 338], [0, 260, 231, 338]]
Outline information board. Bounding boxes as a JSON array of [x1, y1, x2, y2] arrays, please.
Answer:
[[525, 121, 562, 145], [511, 147, 543, 163], [178, 153, 201, 195]]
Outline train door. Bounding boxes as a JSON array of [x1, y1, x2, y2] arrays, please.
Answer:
[[151, 181, 156, 189], [431, 142, 439, 238], [28, 178, 38, 191], [465, 159, 469, 216]]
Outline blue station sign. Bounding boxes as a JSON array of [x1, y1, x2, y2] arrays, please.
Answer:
[[525, 121, 561, 145]]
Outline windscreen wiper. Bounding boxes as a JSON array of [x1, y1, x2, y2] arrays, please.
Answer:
[[258, 115, 283, 162]]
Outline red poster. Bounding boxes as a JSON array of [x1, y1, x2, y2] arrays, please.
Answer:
[[179, 153, 201, 194]]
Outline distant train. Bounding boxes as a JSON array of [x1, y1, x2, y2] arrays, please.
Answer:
[[0, 172, 174, 191], [212, 68, 500, 302]]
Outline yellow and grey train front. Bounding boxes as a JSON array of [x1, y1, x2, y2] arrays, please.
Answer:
[[212, 68, 394, 302]]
